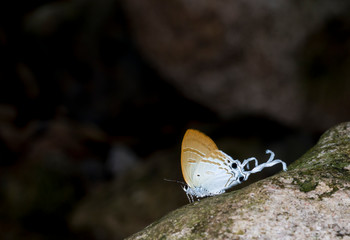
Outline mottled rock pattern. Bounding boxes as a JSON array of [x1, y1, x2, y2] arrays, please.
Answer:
[[126, 122, 350, 239]]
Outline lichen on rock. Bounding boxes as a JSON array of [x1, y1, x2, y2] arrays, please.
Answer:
[[126, 122, 350, 239]]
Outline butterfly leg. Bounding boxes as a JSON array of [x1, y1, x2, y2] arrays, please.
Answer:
[[183, 185, 194, 203], [186, 193, 191, 203], [186, 193, 194, 203]]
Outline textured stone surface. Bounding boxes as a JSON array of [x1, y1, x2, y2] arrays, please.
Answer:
[[126, 122, 350, 239], [121, 0, 350, 130]]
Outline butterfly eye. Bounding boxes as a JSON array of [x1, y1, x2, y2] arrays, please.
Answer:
[[239, 176, 244, 182], [231, 163, 237, 169]]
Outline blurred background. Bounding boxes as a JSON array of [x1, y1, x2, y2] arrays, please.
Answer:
[[1, 0, 350, 239]]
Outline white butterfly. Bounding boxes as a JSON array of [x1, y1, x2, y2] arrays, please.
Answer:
[[181, 129, 287, 202]]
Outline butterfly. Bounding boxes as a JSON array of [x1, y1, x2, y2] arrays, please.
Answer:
[[181, 129, 287, 202]]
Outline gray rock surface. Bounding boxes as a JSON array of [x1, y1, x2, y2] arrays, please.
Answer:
[[121, 0, 350, 130], [126, 122, 350, 239]]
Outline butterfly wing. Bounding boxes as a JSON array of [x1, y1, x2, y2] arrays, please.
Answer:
[[181, 129, 218, 188], [191, 150, 237, 195]]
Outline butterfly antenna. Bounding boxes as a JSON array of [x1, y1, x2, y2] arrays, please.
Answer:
[[164, 178, 185, 185]]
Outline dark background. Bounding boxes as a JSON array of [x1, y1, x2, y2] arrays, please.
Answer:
[[1, 0, 350, 239]]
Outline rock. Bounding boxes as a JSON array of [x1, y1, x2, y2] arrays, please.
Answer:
[[126, 122, 350, 239], [120, 0, 350, 130]]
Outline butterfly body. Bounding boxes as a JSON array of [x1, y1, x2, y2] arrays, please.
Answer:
[[181, 129, 287, 202]]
